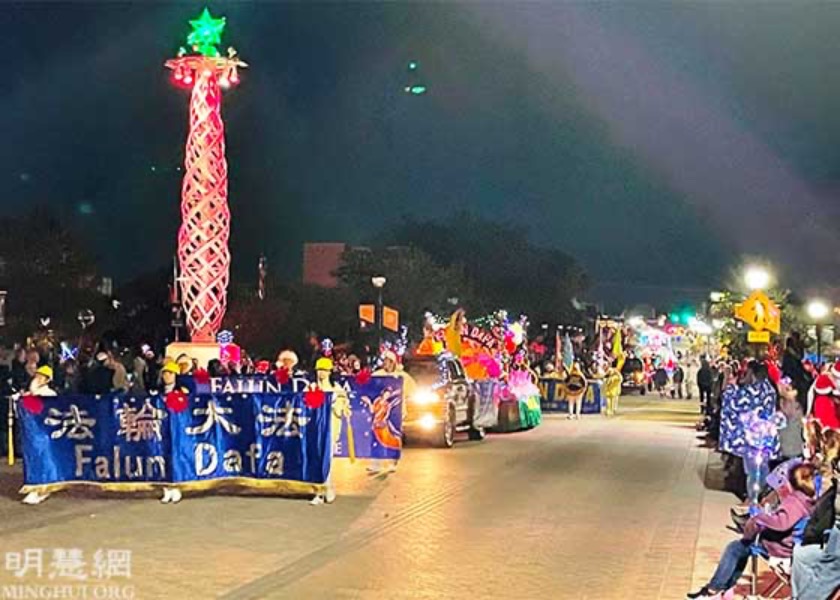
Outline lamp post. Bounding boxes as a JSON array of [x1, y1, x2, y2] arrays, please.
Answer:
[[744, 266, 771, 291], [371, 276, 387, 351], [807, 299, 830, 366]]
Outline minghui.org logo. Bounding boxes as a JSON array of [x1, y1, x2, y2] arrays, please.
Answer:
[[1, 584, 135, 599], [2, 548, 135, 599]]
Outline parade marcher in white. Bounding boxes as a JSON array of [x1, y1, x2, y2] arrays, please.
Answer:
[[29, 365, 57, 398]]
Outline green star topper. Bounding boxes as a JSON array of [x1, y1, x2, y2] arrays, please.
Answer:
[[187, 8, 226, 57]]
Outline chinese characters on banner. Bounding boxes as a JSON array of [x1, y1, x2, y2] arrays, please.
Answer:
[[17, 377, 404, 495]]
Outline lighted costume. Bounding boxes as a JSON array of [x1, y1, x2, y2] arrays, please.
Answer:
[[603, 367, 623, 417], [565, 363, 588, 420]]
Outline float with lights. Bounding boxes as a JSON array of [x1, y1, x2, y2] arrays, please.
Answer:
[[412, 310, 541, 432]]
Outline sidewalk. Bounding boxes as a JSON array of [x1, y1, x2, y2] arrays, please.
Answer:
[[691, 445, 787, 598], [692, 449, 741, 592]]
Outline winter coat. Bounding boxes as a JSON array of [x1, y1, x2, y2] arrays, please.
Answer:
[[743, 489, 816, 558], [782, 349, 810, 396], [719, 380, 779, 457], [653, 369, 668, 388], [83, 365, 115, 395], [814, 394, 840, 430], [697, 363, 714, 388], [778, 397, 805, 458]]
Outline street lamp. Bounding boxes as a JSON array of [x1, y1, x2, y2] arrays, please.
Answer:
[[807, 299, 831, 365], [744, 266, 771, 291], [371, 276, 387, 351]]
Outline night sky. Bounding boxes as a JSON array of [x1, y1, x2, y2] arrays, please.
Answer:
[[4, 2, 840, 301]]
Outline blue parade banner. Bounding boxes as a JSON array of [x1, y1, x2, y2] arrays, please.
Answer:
[[19, 395, 171, 489], [168, 392, 331, 486], [197, 374, 405, 460], [18, 387, 331, 496], [538, 379, 604, 414], [333, 376, 403, 461]]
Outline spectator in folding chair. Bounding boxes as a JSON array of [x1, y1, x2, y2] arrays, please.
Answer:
[[688, 463, 818, 599], [792, 460, 840, 600]]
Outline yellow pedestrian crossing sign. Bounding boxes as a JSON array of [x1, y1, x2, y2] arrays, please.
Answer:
[[747, 331, 771, 344], [734, 291, 781, 334]]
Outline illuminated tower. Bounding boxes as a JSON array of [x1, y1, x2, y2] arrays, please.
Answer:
[[165, 8, 246, 342]]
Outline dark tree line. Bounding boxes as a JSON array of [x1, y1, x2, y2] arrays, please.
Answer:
[[0, 209, 590, 359]]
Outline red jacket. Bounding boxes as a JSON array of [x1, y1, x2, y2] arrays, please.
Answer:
[[814, 394, 840, 430]]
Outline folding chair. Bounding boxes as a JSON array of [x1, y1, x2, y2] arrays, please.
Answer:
[[747, 516, 809, 599]]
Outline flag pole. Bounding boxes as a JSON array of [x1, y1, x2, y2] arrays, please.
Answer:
[[7, 396, 14, 466]]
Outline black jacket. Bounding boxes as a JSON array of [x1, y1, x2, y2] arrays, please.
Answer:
[[83, 365, 115, 394]]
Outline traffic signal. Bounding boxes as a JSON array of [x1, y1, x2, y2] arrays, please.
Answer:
[[668, 307, 695, 326]]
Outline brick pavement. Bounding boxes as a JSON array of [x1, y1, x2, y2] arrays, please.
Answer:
[[0, 397, 711, 600]]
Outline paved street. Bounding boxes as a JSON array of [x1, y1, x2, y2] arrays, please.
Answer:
[[0, 396, 713, 600]]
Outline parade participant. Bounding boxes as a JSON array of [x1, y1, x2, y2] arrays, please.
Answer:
[[565, 362, 588, 420], [542, 362, 560, 378], [176, 353, 193, 375], [20, 366, 57, 505], [28, 366, 56, 397], [444, 309, 466, 357], [309, 357, 349, 505], [370, 350, 415, 474], [688, 463, 818, 600], [416, 317, 444, 356], [275, 349, 302, 377], [159, 361, 184, 504], [603, 363, 623, 417]]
